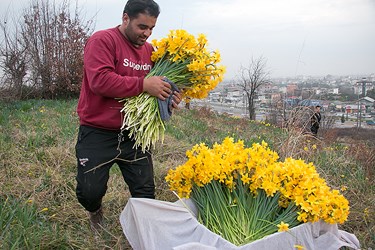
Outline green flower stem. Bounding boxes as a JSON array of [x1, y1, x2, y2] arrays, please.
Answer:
[[191, 178, 302, 246], [120, 92, 163, 152]]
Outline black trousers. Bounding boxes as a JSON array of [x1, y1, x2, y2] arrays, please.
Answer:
[[75, 125, 155, 212], [311, 125, 319, 136]]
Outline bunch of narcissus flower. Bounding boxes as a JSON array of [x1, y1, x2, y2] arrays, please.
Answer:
[[165, 137, 350, 245], [119, 29, 225, 152]]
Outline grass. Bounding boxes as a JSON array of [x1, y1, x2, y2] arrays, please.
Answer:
[[0, 99, 374, 249], [1, 196, 71, 249]]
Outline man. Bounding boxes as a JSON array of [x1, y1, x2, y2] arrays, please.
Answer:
[[75, 0, 181, 231], [310, 105, 321, 137]]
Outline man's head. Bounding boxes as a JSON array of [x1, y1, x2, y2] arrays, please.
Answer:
[[123, 0, 160, 19], [120, 0, 160, 47], [315, 105, 321, 112]]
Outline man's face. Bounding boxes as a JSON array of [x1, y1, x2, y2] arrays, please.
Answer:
[[316, 106, 321, 113], [123, 13, 157, 47]]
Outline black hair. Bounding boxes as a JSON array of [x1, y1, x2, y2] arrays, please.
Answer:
[[123, 0, 160, 18]]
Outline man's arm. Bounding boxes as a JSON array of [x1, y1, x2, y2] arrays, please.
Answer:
[[84, 34, 174, 100]]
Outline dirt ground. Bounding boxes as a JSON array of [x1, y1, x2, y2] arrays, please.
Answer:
[[329, 127, 375, 147]]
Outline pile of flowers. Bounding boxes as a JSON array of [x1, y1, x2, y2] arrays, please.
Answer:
[[119, 30, 225, 152], [165, 137, 350, 245]]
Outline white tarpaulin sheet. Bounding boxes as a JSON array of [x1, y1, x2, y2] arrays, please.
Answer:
[[120, 198, 360, 250]]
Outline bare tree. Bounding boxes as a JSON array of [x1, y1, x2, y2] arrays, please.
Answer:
[[0, 11, 29, 100], [267, 93, 287, 127], [238, 56, 270, 120], [0, 0, 93, 99]]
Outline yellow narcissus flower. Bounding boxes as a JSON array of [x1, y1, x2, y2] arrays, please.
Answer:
[[166, 137, 350, 225], [277, 221, 289, 232], [121, 29, 225, 152], [165, 137, 351, 246], [150, 30, 225, 100], [294, 244, 305, 250]]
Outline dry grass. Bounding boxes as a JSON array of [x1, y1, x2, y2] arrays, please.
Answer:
[[1, 100, 374, 249]]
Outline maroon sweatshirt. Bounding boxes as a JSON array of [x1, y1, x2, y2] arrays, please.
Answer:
[[77, 26, 153, 130]]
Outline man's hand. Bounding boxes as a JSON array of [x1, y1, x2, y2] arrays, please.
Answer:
[[171, 91, 182, 109], [143, 76, 171, 100]]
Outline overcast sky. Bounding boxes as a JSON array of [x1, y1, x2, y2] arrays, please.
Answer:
[[2, 0, 375, 80]]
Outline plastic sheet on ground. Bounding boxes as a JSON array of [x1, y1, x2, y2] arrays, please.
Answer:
[[120, 198, 360, 250]]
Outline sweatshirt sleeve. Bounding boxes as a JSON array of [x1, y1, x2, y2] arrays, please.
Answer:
[[83, 32, 144, 98]]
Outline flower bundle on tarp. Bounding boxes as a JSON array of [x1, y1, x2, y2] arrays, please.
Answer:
[[119, 30, 225, 152], [165, 137, 350, 246]]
